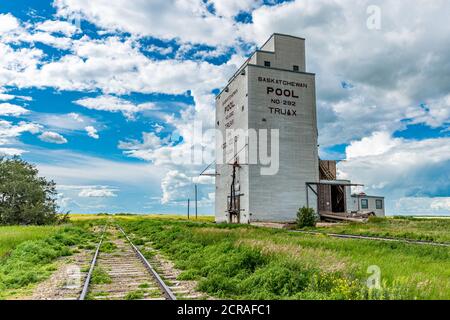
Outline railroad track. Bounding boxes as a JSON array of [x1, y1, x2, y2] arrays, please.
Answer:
[[79, 225, 176, 300], [291, 230, 450, 247]]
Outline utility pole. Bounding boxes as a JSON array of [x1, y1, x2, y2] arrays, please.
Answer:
[[187, 198, 190, 220], [195, 184, 198, 219]]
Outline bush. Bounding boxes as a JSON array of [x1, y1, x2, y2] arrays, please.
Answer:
[[296, 207, 317, 228]]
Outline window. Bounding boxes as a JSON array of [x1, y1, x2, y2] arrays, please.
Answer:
[[361, 199, 369, 209], [293, 65, 299, 72], [376, 199, 383, 210], [264, 61, 271, 67]]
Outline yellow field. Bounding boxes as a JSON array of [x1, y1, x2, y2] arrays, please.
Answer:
[[68, 213, 215, 222]]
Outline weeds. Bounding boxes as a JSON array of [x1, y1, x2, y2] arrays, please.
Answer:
[[118, 218, 450, 300], [125, 290, 144, 300], [0, 226, 95, 298], [91, 267, 112, 284], [100, 241, 117, 253]]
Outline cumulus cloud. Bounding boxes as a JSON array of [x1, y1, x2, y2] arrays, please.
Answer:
[[0, 120, 41, 155], [118, 132, 167, 161], [38, 131, 68, 144], [239, 0, 450, 145], [85, 126, 99, 139], [345, 132, 402, 160], [208, 0, 262, 18], [53, 0, 238, 46], [146, 44, 173, 56], [395, 197, 450, 215], [0, 120, 40, 144], [0, 103, 29, 116], [35, 19, 78, 36], [339, 132, 450, 213], [0, 13, 20, 33], [0, 1, 449, 214], [74, 95, 156, 120], [0, 13, 73, 50], [161, 169, 212, 205], [79, 187, 117, 198]]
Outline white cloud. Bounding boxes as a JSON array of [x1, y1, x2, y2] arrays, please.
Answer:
[[153, 123, 164, 133], [0, 120, 40, 144], [161, 169, 211, 205], [35, 149, 165, 186], [0, 120, 41, 155], [395, 197, 450, 215], [31, 112, 97, 133], [240, 0, 450, 146], [118, 132, 167, 161], [146, 44, 173, 55], [0, 93, 15, 101], [410, 94, 450, 128], [35, 19, 77, 36], [339, 132, 450, 214], [74, 95, 156, 120], [0, 147, 26, 156], [1, 31, 237, 99], [39, 131, 68, 144], [79, 187, 117, 198], [345, 132, 403, 160], [53, 0, 238, 46], [0, 14, 73, 50], [0, 103, 29, 116], [85, 126, 99, 139], [160, 170, 214, 206], [208, 0, 261, 18], [0, 13, 20, 33]]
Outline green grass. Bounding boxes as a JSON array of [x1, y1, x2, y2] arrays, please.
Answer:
[[0, 225, 97, 299], [0, 225, 62, 257], [100, 241, 117, 253], [119, 218, 450, 300], [312, 216, 450, 243], [124, 290, 144, 300], [91, 267, 112, 284]]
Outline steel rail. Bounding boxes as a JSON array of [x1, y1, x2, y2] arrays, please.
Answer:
[[291, 230, 450, 247], [79, 225, 107, 300], [117, 226, 177, 300]]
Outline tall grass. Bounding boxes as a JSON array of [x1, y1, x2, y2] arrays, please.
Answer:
[[0, 225, 61, 257], [0, 225, 96, 299], [120, 219, 450, 300], [313, 216, 450, 242]]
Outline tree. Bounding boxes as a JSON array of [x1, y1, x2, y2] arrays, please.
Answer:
[[296, 207, 318, 228], [0, 157, 61, 225]]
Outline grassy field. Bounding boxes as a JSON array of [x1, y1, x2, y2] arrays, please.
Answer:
[[313, 217, 450, 243], [120, 217, 450, 300], [1, 214, 449, 300], [0, 222, 98, 299], [0, 225, 62, 258]]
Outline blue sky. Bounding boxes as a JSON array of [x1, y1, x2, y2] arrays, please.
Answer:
[[1, 0, 449, 215]]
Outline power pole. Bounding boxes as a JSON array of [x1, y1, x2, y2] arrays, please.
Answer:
[[195, 184, 198, 219], [187, 198, 190, 220]]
